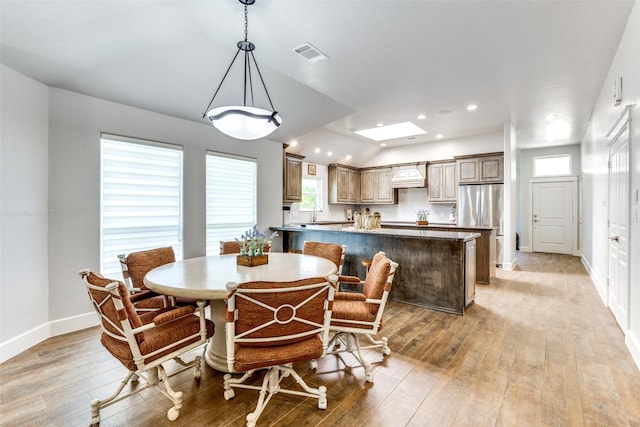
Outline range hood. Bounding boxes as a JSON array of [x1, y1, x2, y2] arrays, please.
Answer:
[[391, 164, 426, 188]]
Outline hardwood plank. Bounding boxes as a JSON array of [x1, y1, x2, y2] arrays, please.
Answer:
[[2, 252, 639, 426]]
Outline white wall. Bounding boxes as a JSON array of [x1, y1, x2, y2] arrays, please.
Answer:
[[0, 69, 284, 361], [581, 1, 640, 367], [48, 88, 283, 323], [518, 144, 582, 252], [0, 65, 50, 360]]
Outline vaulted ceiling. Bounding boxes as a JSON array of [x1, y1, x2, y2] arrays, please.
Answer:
[[1, 0, 634, 166]]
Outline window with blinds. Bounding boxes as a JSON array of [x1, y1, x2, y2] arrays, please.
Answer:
[[100, 135, 183, 276], [206, 151, 257, 255]]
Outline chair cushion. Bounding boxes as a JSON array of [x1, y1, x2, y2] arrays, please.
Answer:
[[102, 314, 214, 371], [303, 241, 342, 269], [125, 247, 175, 289], [334, 292, 366, 301], [131, 293, 167, 309], [234, 335, 323, 372], [330, 299, 379, 331], [86, 272, 143, 333], [362, 253, 391, 314]]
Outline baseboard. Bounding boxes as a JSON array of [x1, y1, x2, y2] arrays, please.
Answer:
[[0, 323, 50, 364], [0, 312, 98, 364], [581, 255, 607, 305], [519, 246, 532, 253], [502, 256, 518, 271], [626, 330, 640, 371]]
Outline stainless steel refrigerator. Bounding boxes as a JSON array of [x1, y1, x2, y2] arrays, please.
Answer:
[[458, 183, 504, 266]]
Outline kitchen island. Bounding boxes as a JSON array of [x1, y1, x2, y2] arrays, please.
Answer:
[[380, 222, 496, 283], [271, 225, 480, 315]]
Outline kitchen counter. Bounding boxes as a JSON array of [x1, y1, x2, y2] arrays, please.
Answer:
[[272, 225, 479, 315], [278, 224, 480, 242]]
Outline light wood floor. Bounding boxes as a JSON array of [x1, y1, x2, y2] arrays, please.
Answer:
[[2, 252, 639, 426]]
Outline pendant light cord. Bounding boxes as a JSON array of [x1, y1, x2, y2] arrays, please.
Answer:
[[202, 0, 277, 117]]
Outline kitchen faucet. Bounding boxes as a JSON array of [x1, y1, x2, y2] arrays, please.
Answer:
[[312, 206, 322, 222]]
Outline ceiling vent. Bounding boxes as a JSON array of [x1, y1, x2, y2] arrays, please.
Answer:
[[293, 42, 328, 63]]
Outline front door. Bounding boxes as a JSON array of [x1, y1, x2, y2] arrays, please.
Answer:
[[608, 120, 630, 330], [532, 181, 573, 254]]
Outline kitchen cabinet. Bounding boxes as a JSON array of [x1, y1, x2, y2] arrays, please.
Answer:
[[360, 167, 396, 204], [328, 164, 359, 204], [456, 154, 504, 183], [283, 152, 304, 204], [428, 161, 457, 203]]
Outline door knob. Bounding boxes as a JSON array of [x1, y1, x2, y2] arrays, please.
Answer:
[[609, 235, 619, 242]]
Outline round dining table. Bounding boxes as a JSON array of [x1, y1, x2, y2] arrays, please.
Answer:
[[144, 252, 338, 372]]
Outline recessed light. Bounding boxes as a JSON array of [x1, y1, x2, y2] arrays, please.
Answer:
[[380, 143, 387, 147], [354, 122, 426, 141], [314, 148, 320, 154], [327, 151, 333, 156], [436, 134, 443, 139], [289, 140, 298, 147], [417, 114, 426, 120], [346, 154, 352, 160], [545, 113, 558, 121], [376, 123, 384, 127], [466, 104, 478, 111]]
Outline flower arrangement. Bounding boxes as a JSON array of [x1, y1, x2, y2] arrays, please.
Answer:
[[236, 225, 278, 256], [416, 209, 430, 222]]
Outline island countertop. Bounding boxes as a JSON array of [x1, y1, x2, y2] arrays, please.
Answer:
[[274, 225, 480, 242]]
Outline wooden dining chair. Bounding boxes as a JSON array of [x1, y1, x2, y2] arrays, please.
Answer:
[[78, 269, 214, 425], [223, 275, 336, 427], [328, 251, 398, 382]]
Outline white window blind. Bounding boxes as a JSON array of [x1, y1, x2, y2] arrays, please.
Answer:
[[206, 151, 257, 255], [100, 135, 183, 276]]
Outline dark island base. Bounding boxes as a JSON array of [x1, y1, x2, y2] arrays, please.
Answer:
[[275, 227, 477, 315]]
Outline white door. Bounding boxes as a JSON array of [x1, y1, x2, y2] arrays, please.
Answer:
[[608, 122, 630, 330], [532, 181, 573, 254]]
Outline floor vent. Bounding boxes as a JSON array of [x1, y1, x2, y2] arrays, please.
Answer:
[[293, 42, 328, 63]]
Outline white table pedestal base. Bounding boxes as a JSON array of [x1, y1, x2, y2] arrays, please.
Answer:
[[204, 299, 231, 372]]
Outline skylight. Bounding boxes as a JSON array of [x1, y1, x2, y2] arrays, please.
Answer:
[[354, 122, 426, 141]]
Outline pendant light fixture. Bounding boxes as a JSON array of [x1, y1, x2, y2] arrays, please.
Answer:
[[202, 0, 282, 140]]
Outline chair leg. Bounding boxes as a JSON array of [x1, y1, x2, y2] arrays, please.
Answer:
[[225, 365, 328, 426], [157, 364, 183, 421], [327, 332, 374, 382], [364, 334, 391, 356], [89, 371, 137, 425]]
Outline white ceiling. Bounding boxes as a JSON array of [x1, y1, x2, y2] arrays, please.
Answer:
[[1, 0, 634, 166]]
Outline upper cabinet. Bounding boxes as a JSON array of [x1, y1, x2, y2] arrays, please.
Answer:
[[283, 152, 304, 204], [360, 167, 397, 204], [328, 164, 359, 204], [428, 160, 457, 203], [456, 153, 504, 184]]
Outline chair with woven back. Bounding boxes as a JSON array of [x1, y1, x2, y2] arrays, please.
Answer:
[[328, 251, 399, 382], [118, 246, 198, 310], [223, 274, 336, 427], [78, 269, 214, 425], [301, 241, 347, 274]]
